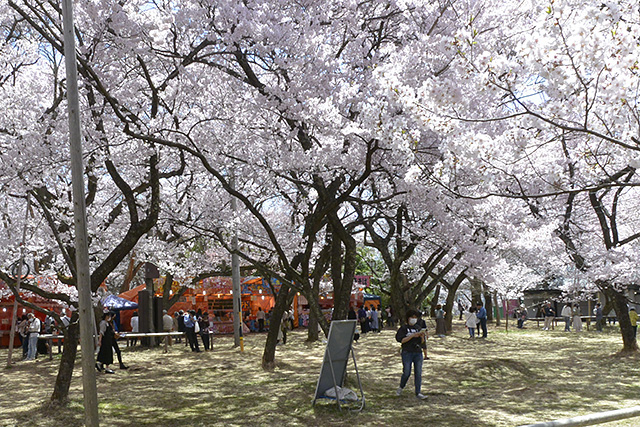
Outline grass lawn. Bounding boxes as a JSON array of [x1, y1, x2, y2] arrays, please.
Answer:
[[1, 320, 640, 427]]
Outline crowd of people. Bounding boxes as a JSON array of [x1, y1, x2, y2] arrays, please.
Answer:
[[462, 302, 488, 338], [14, 309, 71, 362], [511, 301, 619, 333]]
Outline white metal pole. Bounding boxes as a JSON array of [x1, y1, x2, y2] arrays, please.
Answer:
[[230, 172, 242, 348], [518, 405, 640, 427], [6, 195, 31, 367], [61, 0, 99, 425]]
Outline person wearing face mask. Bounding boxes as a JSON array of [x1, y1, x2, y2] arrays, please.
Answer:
[[395, 309, 427, 400]]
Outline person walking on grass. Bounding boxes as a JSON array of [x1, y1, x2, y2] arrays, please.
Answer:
[[184, 310, 201, 352], [395, 309, 427, 400], [18, 314, 29, 359], [110, 315, 129, 370], [25, 313, 41, 361], [358, 305, 369, 334], [256, 307, 266, 332], [130, 311, 139, 346], [572, 304, 583, 332], [96, 312, 117, 374], [371, 306, 380, 333], [466, 306, 478, 338], [542, 302, 555, 331], [435, 304, 446, 337], [199, 313, 211, 351], [561, 304, 572, 332], [594, 303, 603, 332], [476, 302, 488, 338], [163, 309, 174, 346]]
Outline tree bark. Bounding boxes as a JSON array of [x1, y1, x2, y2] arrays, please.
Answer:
[[603, 286, 638, 353], [162, 273, 174, 310], [327, 214, 357, 321], [484, 286, 494, 321], [120, 254, 143, 293], [443, 271, 467, 333], [429, 284, 441, 318], [307, 300, 319, 342], [470, 277, 483, 306], [262, 284, 292, 370], [389, 268, 409, 325], [443, 284, 457, 334], [50, 313, 79, 404]]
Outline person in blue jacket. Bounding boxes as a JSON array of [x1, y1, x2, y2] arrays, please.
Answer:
[[476, 302, 488, 338]]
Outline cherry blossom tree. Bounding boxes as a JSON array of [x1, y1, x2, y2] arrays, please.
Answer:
[[398, 0, 640, 352]]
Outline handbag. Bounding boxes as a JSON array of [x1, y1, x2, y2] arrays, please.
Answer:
[[194, 321, 200, 333]]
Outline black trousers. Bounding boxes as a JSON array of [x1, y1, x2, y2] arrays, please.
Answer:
[[200, 332, 210, 350], [112, 340, 125, 366], [258, 319, 265, 332], [186, 327, 200, 351]]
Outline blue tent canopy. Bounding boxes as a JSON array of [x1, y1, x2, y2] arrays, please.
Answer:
[[102, 294, 138, 311], [363, 293, 380, 301]]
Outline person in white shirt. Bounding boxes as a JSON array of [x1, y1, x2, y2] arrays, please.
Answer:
[[561, 304, 573, 332], [256, 307, 266, 332], [130, 311, 139, 346], [572, 304, 583, 332], [162, 310, 174, 346], [288, 309, 295, 330], [26, 313, 41, 361], [60, 309, 71, 328], [465, 307, 478, 339]]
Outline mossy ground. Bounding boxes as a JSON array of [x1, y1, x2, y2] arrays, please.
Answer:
[[1, 320, 639, 426]]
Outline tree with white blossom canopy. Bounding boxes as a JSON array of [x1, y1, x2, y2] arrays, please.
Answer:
[[392, 0, 640, 352]]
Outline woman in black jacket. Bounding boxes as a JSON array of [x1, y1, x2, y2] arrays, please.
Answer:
[[395, 309, 427, 400]]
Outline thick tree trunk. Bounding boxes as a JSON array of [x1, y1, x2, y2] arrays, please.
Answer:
[[334, 249, 356, 321], [389, 268, 409, 325], [50, 314, 79, 404], [262, 284, 292, 370], [429, 284, 441, 318], [444, 285, 457, 334], [484, 287, 494, 321], [327, 217, 357, 321], [306, 274, 321, 342], [306, 287, 329, 336], [162, 273, 174, 310], [470, 277, 483, 306], [603, 286, 638, 353], [444, 271, 467, 333], [307, 301, 319, 342], [120, 254, 142, 294], [601, 290, 615, 323]]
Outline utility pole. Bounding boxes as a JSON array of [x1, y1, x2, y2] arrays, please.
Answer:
[[6, 196, 30, 367], [230, 173, 243, 350], [61, 0, 99, 425]]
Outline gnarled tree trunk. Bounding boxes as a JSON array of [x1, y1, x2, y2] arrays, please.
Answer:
[[262, 284, 292, 370], [50, 313, 79, 404], [484, 286, 494, 321], [603, 286, 638, 354]]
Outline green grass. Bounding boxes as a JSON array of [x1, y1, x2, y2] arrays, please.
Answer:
[[1, 321, 640, 426]]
